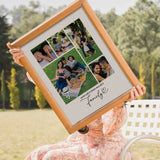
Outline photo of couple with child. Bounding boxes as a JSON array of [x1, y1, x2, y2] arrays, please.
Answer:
[[50, 55, 88, 95], [64, 18, 103, 63]]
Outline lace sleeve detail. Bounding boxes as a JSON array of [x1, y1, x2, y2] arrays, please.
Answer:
[[102, 107, 127, 135]]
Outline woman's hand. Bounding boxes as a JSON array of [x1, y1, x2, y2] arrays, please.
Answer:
[[7, 42, 25, 67], [127, 84, 146, 102], [116, 84, 146, 109]]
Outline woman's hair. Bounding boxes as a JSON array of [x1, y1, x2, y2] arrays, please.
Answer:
[[68, 55, 75, 60], [64, 65, 72, 72], [91, 62, 100, 73], [52, 38, 57, 44], [57, 60, 63, 69], [98, 56, 109, 64], [91, 62, 106, 78], [59, 32, 66, 38]]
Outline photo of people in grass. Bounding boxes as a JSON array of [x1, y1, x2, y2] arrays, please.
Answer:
[[43, 48, 98, 104], [64, 19, 103, 64], [31, 41, 57, 68], [47, 31, 73, 57], [89, 56, 115, 82], [30, 18, 114, 104]]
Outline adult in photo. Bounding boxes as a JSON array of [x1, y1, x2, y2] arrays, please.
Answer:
[[61, 56, 87, 74], [50, 61, 68, 94], [73, 30, 88, 58], [41, 42, 57, 59], [7, 42, 146, 160], [98, 56, 114, 76], [91, 62, 107, 82], [79, 30, 96, 55], [32, 50, 53, 68], [52, 37, 64, 56], [59, 32, 72, 49]]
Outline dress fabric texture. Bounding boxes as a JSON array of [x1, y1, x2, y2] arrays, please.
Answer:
[[25, 107, 133, 160]]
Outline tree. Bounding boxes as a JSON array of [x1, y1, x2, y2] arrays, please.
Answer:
[[138, 63, 147, 99], [151, 47, 160, 96], [0, 5, 8, 16], [151, 62, 155, 99], [1, 70, 6, 110], [34, 86, 46, 109], [0, 15, 12, 75], [10, 5, 26, 25], [9, 1, 49, 40], [7, 68, 20, 110]]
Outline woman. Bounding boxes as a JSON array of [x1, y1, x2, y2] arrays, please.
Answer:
[[50, 61, 68, 94], [91, 62, 109, 82], [7, 42, 146, 160]]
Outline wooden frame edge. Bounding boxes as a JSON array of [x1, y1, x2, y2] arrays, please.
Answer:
[[9, 0, 140, 134], [20, 57, 72, 132], [82, 0, 140, 87]]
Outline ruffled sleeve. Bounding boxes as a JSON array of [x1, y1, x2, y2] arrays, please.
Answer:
[[101, 106, 127, 135]]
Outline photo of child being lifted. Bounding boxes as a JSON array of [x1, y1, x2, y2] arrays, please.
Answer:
[[43, 48, 98, 104]]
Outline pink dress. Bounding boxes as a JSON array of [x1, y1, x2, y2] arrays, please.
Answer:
[[25, 107, 133, 160]]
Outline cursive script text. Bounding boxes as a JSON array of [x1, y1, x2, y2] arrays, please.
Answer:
[[80, 87, 109, 107]]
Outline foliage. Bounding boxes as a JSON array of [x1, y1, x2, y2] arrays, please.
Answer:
[[151, 62, 155, 98], [7, 68, 20, 110], [138, 64, 147, 99], [0, 15, 12, 75], [34, 86, 47, 109], [1, 70, 6, 109], [98, 0, 160, 97]]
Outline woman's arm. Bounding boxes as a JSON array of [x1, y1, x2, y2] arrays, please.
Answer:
[[7, 43, 24, 66], [102, 84, 146, 135], [40, 55, 53, 62], [7, 42, 34, 83], [94, 74, 105, 82], [43, 45, 54, 61]]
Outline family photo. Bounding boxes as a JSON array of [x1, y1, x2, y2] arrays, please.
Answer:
[[89, 56, 115, 82], [47, 31, 73, 57], [43, 48, 98, 104], [31, 41, 57, 68], [64, 18, 103, 64]]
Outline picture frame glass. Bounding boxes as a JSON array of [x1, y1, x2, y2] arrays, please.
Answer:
[[21, 7, 133, 126]]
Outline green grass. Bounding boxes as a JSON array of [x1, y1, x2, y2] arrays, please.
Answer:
[[0, 109, 160, 160], [76, 44, 103, 64], [0, 109, 69, 160]]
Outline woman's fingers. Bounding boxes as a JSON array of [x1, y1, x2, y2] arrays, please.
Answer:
[[13, 51, 24, 60], [127, 84, 146, 102], [7, 42, 12, 49], [14, 54, 24, 66], [9, 48, 22, 55], [127, 87, 135, 102]]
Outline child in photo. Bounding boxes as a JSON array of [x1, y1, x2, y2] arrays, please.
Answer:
[[83, 41, 92, 57], [52, 37, 64, 56], [67, 55, 77, 69], [59, 32, 72, 49]]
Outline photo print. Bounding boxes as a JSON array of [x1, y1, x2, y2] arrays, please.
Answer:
[[64, 19, 103, 64], [31, 40, 57, 68], [47, 31, 73, 57], [89, 56, 115, 82]]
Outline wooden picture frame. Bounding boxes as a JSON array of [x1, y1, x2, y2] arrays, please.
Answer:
[[10, 0, 140, 134]]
